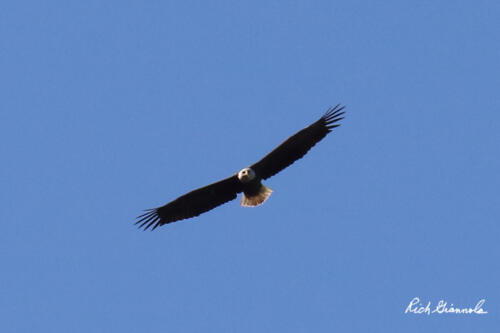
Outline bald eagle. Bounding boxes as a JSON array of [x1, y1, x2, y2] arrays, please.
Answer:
[[136, 105, 345, 230]]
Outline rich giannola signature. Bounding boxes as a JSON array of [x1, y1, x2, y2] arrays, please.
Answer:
[[405, 297, 488, 315]]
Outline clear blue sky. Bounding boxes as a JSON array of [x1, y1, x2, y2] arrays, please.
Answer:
[[1, 1, 499, 332]]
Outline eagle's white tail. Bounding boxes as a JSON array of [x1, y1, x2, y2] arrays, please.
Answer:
[[241, 185, 273, 207]]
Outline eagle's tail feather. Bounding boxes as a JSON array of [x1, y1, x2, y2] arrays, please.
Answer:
[[241, 185, 273, 207]]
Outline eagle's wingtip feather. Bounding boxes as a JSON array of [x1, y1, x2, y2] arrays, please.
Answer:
[[135, 208, 162, 231]]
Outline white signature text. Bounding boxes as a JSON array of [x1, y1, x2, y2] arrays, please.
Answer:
[[405, 297, 487, 315]]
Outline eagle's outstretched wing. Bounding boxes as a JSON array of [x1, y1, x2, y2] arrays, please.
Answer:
[[136, 175, 243, 230], [250, 105, 345, 180]]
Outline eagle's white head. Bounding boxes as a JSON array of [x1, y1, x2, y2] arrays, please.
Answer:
[[237, 167, 256, 183]]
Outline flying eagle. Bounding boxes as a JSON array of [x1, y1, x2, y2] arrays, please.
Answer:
[[136, 105, 345, 230]]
